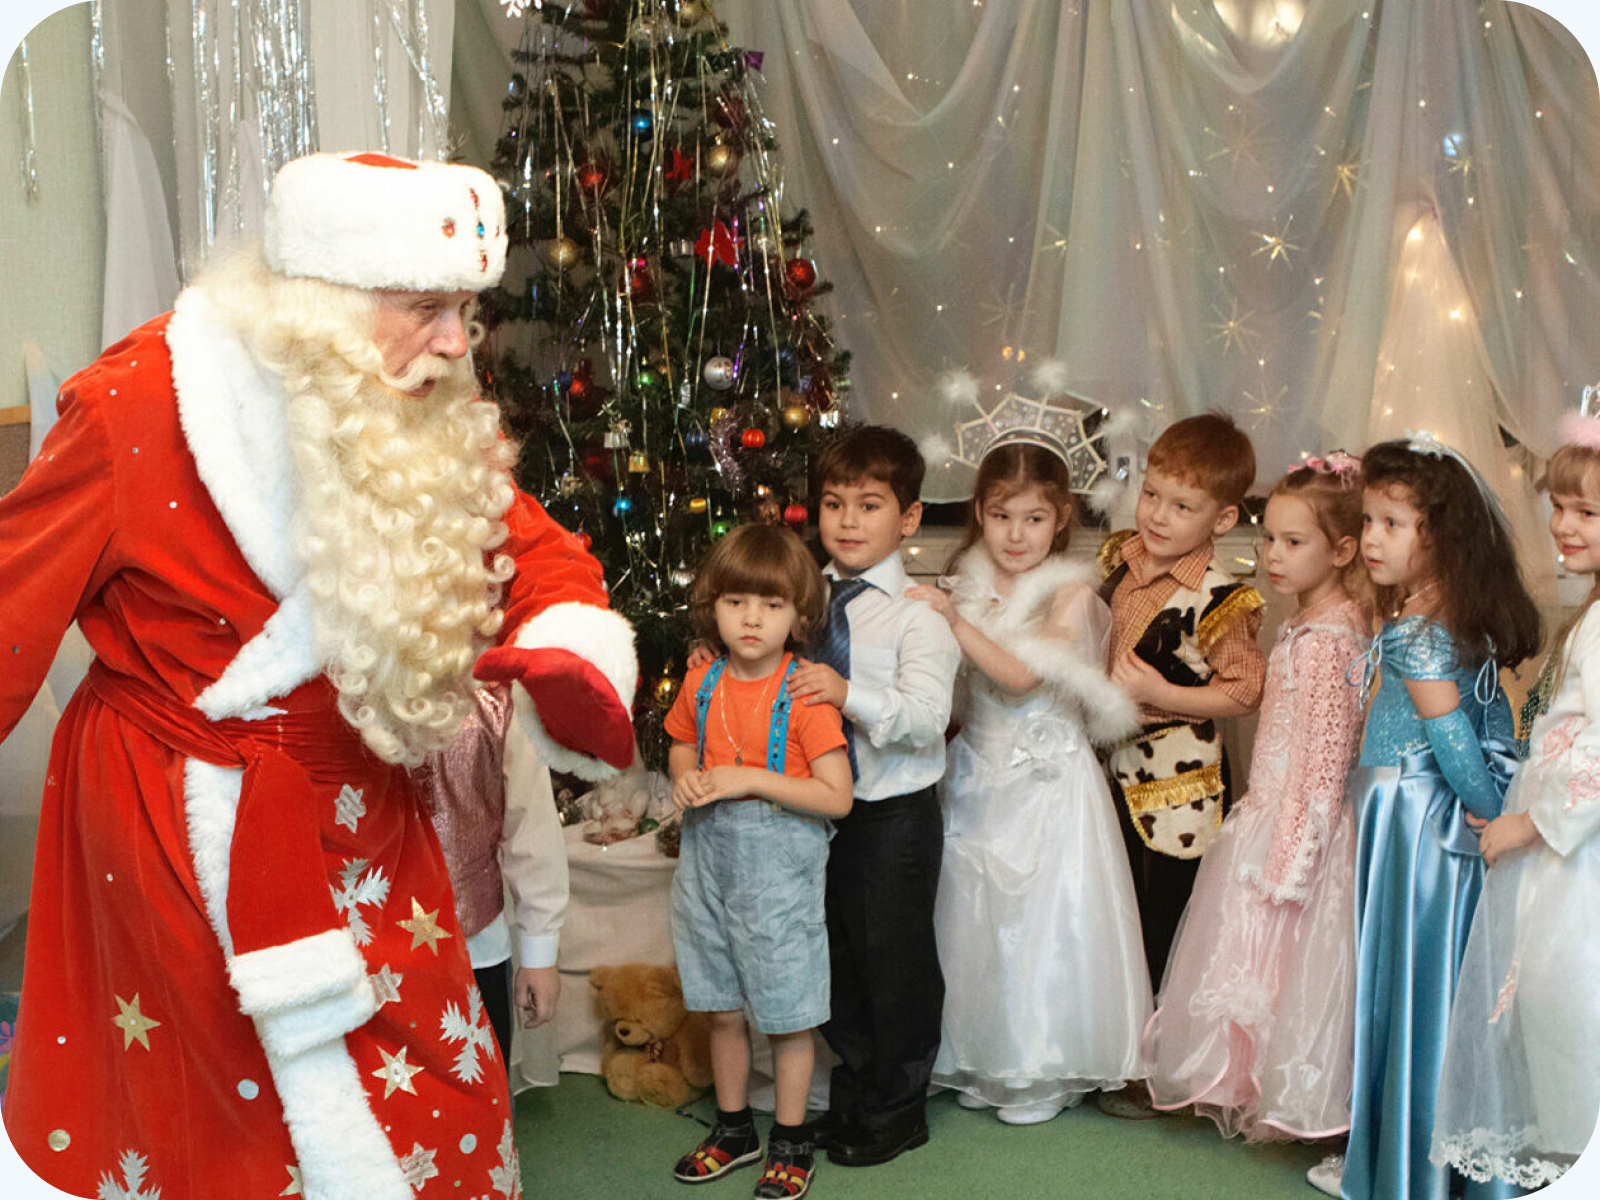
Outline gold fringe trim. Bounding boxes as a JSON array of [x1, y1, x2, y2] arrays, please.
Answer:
[[1195, 585, 1264, 654], [1098, 529, 1136, 580], [1122, 763, 1224, 815]]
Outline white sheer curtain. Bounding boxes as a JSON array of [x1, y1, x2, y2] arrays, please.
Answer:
[[723, 0, 1600, 521]]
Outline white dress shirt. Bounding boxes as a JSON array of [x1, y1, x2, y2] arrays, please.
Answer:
[[465, 688, 570, 970], [825, 551, 962, 801]]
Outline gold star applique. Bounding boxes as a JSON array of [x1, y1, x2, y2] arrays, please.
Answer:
[[112, 993, 162, 1051], [372, 1045, 426, 1099], [1251, 216, 1301, 269], [280, 1165, 304, 1196], [396, 897, 453, 956]]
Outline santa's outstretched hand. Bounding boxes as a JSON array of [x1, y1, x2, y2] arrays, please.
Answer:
[[474, 645, 635, 772]]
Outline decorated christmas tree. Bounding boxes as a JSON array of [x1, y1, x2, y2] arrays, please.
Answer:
[[479, 0, 850, 769]]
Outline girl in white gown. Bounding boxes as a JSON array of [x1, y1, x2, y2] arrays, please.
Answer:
[[1431, 423, 1600, 1190], [910, 437, 1151, 1126]]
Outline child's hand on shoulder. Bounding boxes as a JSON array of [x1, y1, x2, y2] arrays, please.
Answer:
[[1479, 810, 1544, 868], [789, 660, 848, 708], [906, 583, 961, 628], [685, 641, 716, 671], [1111, 651, 1167, 707]]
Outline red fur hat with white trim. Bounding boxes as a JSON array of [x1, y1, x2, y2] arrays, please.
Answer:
[[264, 151, 507, 292]]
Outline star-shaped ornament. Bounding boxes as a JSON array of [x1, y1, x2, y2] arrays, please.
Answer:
[[397, 897, 454, 955], [373, 1044, 426, 1099], [695, 220, 741, 268], [112, 993, 162, 1051], [666, 146, 694, 188], [280, 1165, 303, 1196], [371, 964, 404, 1007]]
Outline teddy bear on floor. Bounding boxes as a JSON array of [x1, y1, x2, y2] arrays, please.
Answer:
[[590, 963, 714, 1108]]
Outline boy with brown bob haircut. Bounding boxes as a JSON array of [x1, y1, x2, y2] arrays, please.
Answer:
[[1096, 412, 1267, 1117]]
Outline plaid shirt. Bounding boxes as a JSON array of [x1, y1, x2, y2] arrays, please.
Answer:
[[1107, 533, 1266, 725]]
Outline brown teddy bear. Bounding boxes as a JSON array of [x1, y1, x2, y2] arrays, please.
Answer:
[[589, 963, 714, 1108]]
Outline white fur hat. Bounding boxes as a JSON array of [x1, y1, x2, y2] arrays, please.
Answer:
[[264, 151, 508, 292]]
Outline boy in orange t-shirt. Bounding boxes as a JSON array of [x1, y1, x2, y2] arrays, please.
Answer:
[[664, 524, 853, 1199]]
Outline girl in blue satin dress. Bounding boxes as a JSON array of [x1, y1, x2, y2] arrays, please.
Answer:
[[1339, 438, 1540, 1200]]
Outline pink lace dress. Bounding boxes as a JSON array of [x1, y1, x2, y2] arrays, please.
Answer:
[[1142, 594, 1368, 1140]]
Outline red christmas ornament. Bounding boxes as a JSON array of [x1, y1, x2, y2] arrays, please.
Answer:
[[575, 156, 611, 196], [695, 220, 742, 268], [580, 448, 614, 483], [783, 257, 817, 295], [623, 257, 655, 302], [783, 503, 808, 525], [741, 428, 767, 449], [665, 145, 695, 189], [712, 92, 748, 134]]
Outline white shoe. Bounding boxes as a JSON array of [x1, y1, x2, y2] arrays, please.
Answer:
[[1306, 1153, 1344, 1197], [955, 1092, 994, 1110], [996, 1101, 1066, 1126]]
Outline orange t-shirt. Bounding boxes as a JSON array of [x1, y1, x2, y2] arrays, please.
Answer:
[[665, 654, 847, 777]]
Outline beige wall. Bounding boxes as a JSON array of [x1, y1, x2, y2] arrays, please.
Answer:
[[0, 3, 103, 492]]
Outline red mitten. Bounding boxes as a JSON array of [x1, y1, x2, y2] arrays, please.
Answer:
[[474, 645, 634, 769]]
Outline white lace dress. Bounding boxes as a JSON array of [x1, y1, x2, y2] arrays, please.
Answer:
[[1431, 604, 1600, 1189], [931, 549, 1153, 1107], [1143, 595, 1367, 1140]]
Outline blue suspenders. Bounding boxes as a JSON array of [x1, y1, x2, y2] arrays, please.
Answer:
[[694, 654, 799, 773]]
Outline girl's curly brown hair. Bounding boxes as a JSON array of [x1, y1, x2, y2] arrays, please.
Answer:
[[688, 523, 827, 655], [1362, 439, 1541, 668]]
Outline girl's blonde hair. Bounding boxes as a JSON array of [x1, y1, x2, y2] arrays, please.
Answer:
[[1270, 459, 1370, 610], [689, 524, 827, 654], [1542, 443, 1600, 688]]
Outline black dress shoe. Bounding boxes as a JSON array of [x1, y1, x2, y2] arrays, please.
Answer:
[[798, 1110, 855, 1152], [825, 1122, 929, 1168]]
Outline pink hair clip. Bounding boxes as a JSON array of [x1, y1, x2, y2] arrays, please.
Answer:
[[1304, 450, 1361, 483], [1559, 384, 1600, 450]]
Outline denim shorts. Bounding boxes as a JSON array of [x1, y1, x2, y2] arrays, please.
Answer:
[[670, 799, 830, 1035]]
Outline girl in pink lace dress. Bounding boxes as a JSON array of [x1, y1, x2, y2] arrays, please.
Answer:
[[1143, 456, 1369, 1141]]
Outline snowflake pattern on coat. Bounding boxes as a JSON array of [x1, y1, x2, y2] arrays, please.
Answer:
[[97, 1150, 162, 1200], [440, 985, 497, 1084], [330, 857, 391, 946]]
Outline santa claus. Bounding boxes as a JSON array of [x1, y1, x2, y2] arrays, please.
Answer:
[[0, 152, 635, 1199]]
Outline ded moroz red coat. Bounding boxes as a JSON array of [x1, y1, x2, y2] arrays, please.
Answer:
[[0, 284, 636, 1199]]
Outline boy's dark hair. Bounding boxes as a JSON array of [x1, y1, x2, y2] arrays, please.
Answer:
[[1362, 439, 1541, 669], [1146, 412, 1256, 511], [688, 524, 827, 654], [814, 425, 925, 512]]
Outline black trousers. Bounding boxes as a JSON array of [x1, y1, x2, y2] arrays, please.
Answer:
[[820, 785, 944, 1134], [1111, 751, 1232, 988], [475, 959, 514, 1065]]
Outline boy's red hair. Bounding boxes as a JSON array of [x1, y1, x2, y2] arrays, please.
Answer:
[[1146, 412, 1256, 511]]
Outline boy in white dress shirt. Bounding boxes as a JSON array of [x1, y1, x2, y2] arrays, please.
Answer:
[[790, 426, 962, 1168]]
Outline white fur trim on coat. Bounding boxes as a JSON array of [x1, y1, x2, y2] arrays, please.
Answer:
[[264, 152, 508, 292], [948, 548, 1140, 745], [183, 758, 400, 1196], [196, 582, 318, 720], [229, 927, 369, 1015], [168, 286, 303, 601], [268, 1039, 411, 1200], [508, 602, 638, 782]]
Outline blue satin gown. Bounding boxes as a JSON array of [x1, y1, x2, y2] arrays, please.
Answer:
[[1343, 617, 1521, 1200]]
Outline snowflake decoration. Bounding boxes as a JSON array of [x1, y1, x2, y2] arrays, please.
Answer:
[[334, 785, 367, 833], [441, 986, 497, 1084], [400, 1143, 440, 1192], [489, 1121, 521, 1199], [1206, 297, 1259, 357], [951, 391, 1109, 495], [1333, 155, 1360, 201], [97, 1150, 162, 1200], [1251, 215, 1301, 269], [331, 859, 391, 946]]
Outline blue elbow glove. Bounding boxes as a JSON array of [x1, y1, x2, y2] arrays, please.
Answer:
[[1421, 706, 1506, 822]]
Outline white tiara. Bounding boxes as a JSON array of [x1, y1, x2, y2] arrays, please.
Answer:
[[952, 391, 1110, 495]]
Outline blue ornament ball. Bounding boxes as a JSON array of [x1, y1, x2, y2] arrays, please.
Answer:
[[613, 496, 634, 516], [630, 108, 655, 138]]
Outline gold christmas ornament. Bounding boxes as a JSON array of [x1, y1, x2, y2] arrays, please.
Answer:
[[757, 500, 782, 525], [543, 236, 580, 270], [676, 0, 705, 25], [705, 143, 740, 176], [688, 497, 709, 514], [653, 674, 681, 708], [781, 403, 811, 430], [627, 451, 650, 473], [709, 406, 729, 424]]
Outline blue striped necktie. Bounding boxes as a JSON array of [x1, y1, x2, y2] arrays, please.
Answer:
[[816, 577, 870, 778]]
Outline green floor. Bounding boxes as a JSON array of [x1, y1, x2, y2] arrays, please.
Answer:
[[516, 1075, 1329, 1200]]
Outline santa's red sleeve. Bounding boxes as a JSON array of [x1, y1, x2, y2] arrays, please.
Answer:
[[495, 488, 637, 779]]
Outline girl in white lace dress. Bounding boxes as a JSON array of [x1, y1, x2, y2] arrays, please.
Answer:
[[1431, 425, 1600, 1189], [1143, 456, 1368, 1143], [909, 438, 1151, 1127]]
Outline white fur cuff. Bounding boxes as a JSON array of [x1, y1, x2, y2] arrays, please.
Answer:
[[510, 602, 638, 782], [254, 976, 379, 1061], [229, 927, 369, 1016]]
